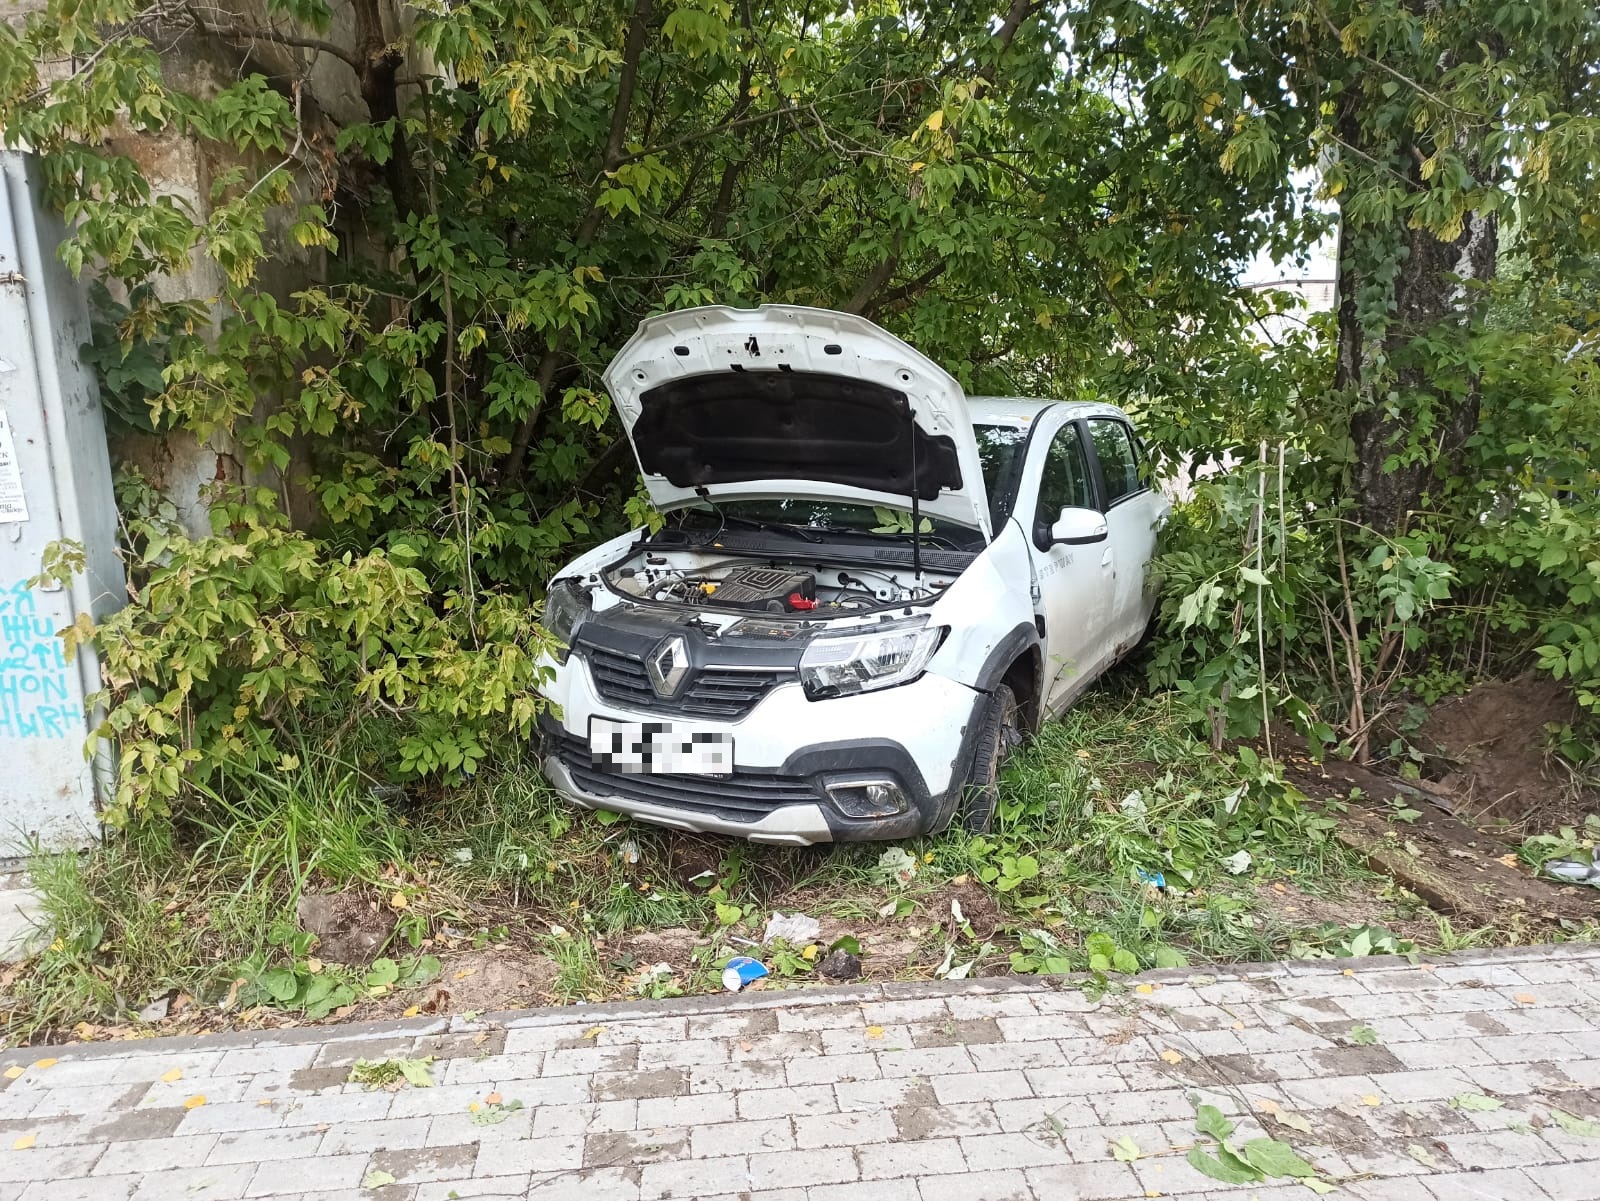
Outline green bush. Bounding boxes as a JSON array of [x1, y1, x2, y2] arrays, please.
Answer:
[[59, 481, 555, 820]]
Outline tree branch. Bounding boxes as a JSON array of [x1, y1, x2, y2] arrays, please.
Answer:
[[611, 101, 803, 173], [842, 0, 1044, 315], [503, 0, 656, 480], [862, 261, 947, 317], [195, 22, 363, 72], [841, 231, 902, 314], [978, 0, 1047, 87], [709, 2, 757, 239], [1310, 2, 1478, 120]]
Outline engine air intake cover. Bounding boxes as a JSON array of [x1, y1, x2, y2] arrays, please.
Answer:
[[713, 565, 816, 612]]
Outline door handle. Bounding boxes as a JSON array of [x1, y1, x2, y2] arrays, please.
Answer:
[[1100, 548, 1113, 568]]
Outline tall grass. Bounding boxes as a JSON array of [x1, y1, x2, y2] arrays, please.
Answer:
[[189, 743, 411, 893], [17, 820, 286, 1035]]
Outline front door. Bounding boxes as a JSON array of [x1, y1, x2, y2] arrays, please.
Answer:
[[1027, 421, 1116, 711], [1086, 417, 1168, 651]]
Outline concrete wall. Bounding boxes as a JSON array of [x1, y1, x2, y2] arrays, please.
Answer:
[[28, 0, 419, 535], [0, 155, 126, 854]]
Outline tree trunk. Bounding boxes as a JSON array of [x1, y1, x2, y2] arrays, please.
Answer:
[[350, 0, 421, 220], [1333, 124, 1498, 535]]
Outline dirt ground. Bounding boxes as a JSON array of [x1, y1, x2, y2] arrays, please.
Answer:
[[1283, 749, 1599, 933], [1254, 877, 1425, 939], [1413, 675, 1595, 828], [382, 947, 559, 1017]]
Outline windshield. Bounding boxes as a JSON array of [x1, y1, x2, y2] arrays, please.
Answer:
[[670, 498, 975, 542], [974, 423, 1029, 527]]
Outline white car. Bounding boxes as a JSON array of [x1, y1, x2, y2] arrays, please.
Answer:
[[536, 305, 1168, 844]]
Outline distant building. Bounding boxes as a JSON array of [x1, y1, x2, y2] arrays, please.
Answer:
[[1241, 277, 1338, 346]]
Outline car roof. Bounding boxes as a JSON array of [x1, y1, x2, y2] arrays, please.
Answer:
[[967, 396, 1127, 427]]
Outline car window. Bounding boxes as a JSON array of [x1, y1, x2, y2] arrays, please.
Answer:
[[673, 499, 969, 540], [1089, 419, 1142, 504], [974, 423, 1029, 526], [1038, 423, 1095, 521]]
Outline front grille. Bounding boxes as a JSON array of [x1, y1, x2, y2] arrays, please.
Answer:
[[581, 645, 789, 719], [553, 732, 817, 824]]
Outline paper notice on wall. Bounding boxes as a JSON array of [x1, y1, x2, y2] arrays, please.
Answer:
[[0, 410, 28, 523]]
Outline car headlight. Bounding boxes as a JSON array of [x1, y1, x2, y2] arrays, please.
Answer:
[[799, 619, 945, 699], [539, 578, 590, 663]]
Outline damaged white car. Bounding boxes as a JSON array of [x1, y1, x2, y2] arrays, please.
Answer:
[[535, 305, 1167, 844]]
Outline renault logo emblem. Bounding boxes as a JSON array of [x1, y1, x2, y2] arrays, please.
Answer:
[[646, 636, 689, 697]]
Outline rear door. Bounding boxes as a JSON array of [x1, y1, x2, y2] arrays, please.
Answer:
[[1086, 416, 1168, 650], [1017, 417, 1117, 711]]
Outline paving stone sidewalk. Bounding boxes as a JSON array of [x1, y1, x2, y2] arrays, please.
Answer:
[[3, 945, 1600, 1201]]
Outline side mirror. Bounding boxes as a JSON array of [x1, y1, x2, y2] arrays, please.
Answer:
[[1050, 506, 1108, 545]]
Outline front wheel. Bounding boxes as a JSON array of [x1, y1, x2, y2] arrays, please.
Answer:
[[960, 684, 1022, 833]]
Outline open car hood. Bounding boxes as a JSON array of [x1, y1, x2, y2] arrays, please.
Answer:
[[603, 305, 992, 538]]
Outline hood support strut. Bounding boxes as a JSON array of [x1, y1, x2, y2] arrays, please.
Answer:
[[909, 406, 923, 580]]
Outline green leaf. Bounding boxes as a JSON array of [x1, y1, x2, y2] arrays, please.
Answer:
[[397, 954, 442, 988], [260, 968, 301, 1004], [1240, 565, 1270, 587], [1450, 1093, 1504, 1112], [1195, 1103, 1235, 1141], [1111, 1135, 1141, 1161], [1302, 1178, 1335, 1194], [1240, 1137, 1316, 1178], [1187, 1146, 1263, 1185], [1552, 1109, 1600, 1138], [469, 1098, 524, 1126], [828, 935, 862, 956], [362, 1169, 397, 1188], [1348, 1024, 1379, 1046], [1539, 543, 1569, 570], [397, 1057, 435, 1088], [364, 958, 400, 988], [1153, 945, 1189, 969], [304, 982, 355, 1020], [1085, 932, 1117, 958]]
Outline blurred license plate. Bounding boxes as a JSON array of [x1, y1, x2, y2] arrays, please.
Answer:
[[589, 718, 732, 776]]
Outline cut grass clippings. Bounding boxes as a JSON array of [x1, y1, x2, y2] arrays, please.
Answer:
[[348, 1057, 435, 1090]]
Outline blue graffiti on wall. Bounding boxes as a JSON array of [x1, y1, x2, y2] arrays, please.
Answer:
[[0, 580, 83, 740]]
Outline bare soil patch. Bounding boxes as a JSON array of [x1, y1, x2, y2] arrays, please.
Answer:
[[394, 947, 558, 1016], [1284, 746, 1599, 932], [295, 891, 395, 965], [1414, 675, 1595, 828]]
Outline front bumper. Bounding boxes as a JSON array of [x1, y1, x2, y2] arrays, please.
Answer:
[[537, 655, 986, 843], [543, 756, 833, 845]]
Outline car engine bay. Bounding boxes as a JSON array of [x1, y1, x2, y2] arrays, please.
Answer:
[[605, 550, 958, 615]]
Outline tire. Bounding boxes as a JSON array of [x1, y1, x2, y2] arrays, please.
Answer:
[[960, 683, 1022, 833]]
